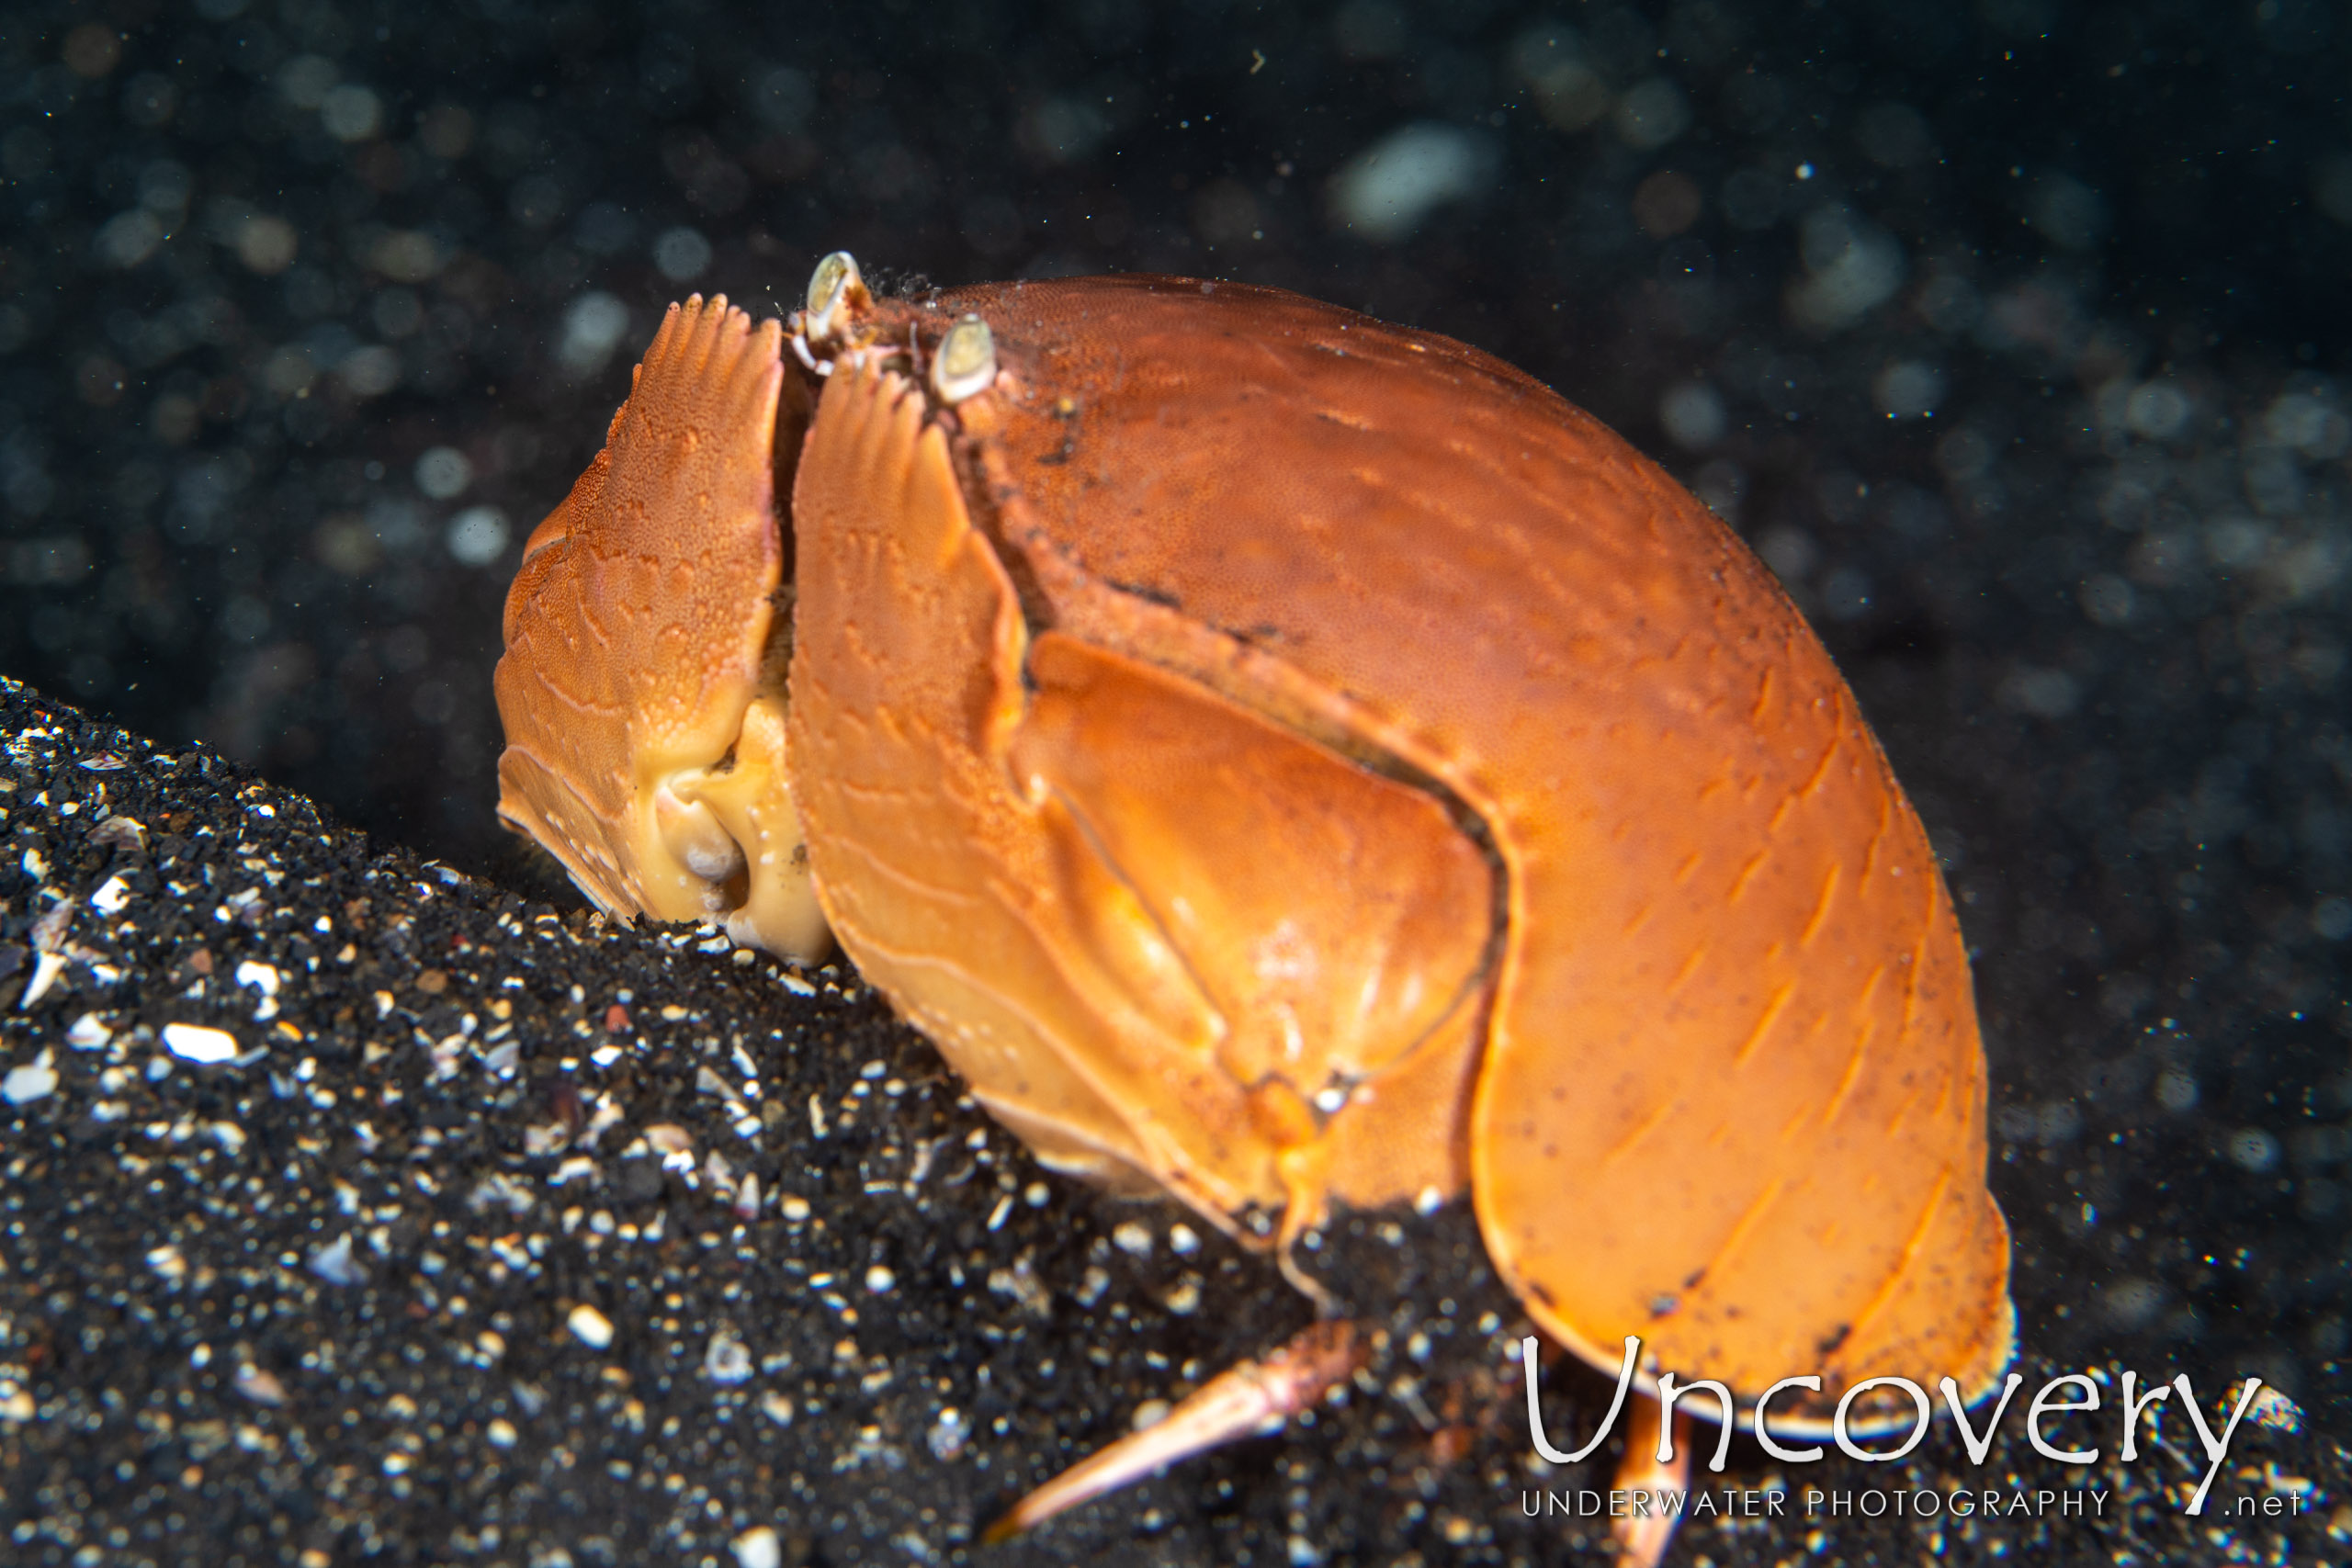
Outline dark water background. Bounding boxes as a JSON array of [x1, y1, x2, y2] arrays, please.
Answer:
[[1, 0, 2346, 1548]]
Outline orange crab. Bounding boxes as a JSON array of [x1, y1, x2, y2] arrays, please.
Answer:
[[493, 255, 2012, 1562]]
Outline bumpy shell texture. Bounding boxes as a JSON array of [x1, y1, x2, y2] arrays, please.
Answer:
[[495, 275, 2013, 1426]]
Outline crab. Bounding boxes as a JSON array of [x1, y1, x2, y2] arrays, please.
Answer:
[[493, 254, 2013, 1563]]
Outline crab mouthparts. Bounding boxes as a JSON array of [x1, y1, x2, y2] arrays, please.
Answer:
[[647, 693, 831, 963]]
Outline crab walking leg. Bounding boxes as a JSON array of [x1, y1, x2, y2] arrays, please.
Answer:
[[982, 1321, 1365, 1544], [1610, 1395, 1693, 1568]]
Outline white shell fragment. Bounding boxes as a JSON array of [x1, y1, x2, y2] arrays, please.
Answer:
[[733, 1526, 783, 1568], [17, 952, 68, 1010], [88, 874, 131, 914], [235, 960, 284, 1021], [567, 1303, 616, 1349], [86, 815, 146, 852], [162, 1022, 239, 1065], [2250, 1384, 2304, 1434], [232, 1364, 288, 1406], [3, 1050, 58, 1106], [309, 1234, 368, 1287], [704, 1330, 753, 1384], [930, 313, 998, 404]]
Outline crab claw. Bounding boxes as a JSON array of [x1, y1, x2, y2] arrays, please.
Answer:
[[1610, 1395, 1692, 1568], [492, 294, 831, 964], [982, 1320, 1366, 1545]]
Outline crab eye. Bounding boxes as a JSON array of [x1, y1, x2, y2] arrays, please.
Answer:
[[804, 250, 863, 340], [930, 314, 997, 405]]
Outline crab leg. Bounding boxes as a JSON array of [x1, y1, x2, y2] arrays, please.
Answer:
[[982, 1320, 1365, 1544], [1610, 1394, 1693, 1568]]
